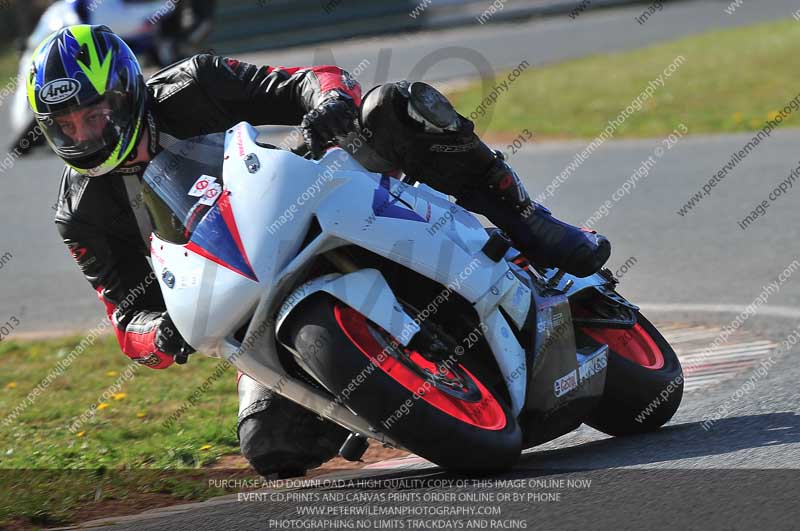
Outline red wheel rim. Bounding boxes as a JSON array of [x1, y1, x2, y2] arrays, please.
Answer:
[[582, 324, 665, 370], [334, 305, 507, 431]]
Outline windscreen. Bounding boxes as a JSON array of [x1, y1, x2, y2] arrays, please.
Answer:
[[142, 134, 226, 244]]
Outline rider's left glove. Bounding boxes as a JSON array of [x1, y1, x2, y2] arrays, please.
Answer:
[[300, 97, 358, 157]]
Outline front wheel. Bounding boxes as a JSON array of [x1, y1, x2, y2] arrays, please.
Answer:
[[581, 312, 683, 436], [281, 294, 522, 473]]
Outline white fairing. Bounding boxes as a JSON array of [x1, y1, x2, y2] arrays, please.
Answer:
[[275, 270, 421, 347], [150, 123, 535, 422]]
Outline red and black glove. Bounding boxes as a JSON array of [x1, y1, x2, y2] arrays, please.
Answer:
[[300, 96, 358, 157], [98, 288, 194, 369], [115, 311, 195, 369], [155, 313, 195, 365]]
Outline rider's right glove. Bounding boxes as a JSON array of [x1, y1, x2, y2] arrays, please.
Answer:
[[154, 313, 196, 365], [300, 97, 358, 157]]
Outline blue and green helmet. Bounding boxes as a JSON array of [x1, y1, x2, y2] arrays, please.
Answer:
[[27, 25, 146, 176]]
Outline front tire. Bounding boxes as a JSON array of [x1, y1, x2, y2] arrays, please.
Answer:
[[281, 294, 522, 474], [581, 312, 683, 436]]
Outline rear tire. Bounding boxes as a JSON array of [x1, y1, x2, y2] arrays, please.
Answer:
[[583, 312, 683, 436], [282, 294, 522, 474]]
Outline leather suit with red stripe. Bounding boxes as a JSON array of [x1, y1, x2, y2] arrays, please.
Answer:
[[54, 54, 362, 368]]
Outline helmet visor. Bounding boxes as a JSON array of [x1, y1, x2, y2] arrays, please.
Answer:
[[35, 90, 136, 170]]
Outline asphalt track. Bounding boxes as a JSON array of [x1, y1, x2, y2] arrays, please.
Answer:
[[4, 1, 800, 529]]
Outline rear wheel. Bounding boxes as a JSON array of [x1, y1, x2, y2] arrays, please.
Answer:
[[281, 294, 522, 473], [581, 312, 683, 435]]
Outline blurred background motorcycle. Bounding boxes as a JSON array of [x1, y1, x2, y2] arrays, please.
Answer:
[[5, 0, 215, 155]]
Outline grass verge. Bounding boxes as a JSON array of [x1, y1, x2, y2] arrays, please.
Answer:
[[0, 334, 246, 527], [448, 18, 800, 139], [0, 46, 17, 85]]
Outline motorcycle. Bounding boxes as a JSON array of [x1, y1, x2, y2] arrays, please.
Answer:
[[141, 122, 684, 473], [9, 0, 213, 155]]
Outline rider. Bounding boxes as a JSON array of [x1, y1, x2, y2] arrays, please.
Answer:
[[28, 25, 610, 477]]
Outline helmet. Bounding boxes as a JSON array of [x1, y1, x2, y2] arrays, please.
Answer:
[[27, 25, 146, 176]]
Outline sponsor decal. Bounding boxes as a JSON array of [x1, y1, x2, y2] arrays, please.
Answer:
[[429, 139, 478, 153], [578, 349, 608, 384], [537, 305, 567, 338], [162, 270, 176, 289], [552, 311, 565, 329], [554, 349, 608, 398], [537, 307, 552, 334], [175, 271, 202, 289], [235, 126, 246, 157], [554, 369, 578, 397], [137, 353, 162, 367], [40, 78, 81, 104], [146, 112, 157, 154], [188, 174, 223, 207], [114, 165, 143, 175], [150, 246, 166, 267]]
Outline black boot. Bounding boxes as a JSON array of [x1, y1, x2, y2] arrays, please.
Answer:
[[457, 151, 611, 278], [358, 80, 610, 277], [237, 373, 349, 478]]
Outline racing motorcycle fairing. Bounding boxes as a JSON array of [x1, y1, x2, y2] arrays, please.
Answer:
[[142, 122, 611, 446]]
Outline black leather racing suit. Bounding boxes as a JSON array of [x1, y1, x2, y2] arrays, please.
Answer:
[[54, 54, 362, 369], [53, 54, 363, 476]]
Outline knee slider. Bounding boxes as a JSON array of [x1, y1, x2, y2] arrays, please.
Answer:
[[407, 81, 463, 132], [360, 81, 465, 137]]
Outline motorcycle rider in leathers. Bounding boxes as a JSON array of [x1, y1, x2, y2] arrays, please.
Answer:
[[28, 25, 611, 477]]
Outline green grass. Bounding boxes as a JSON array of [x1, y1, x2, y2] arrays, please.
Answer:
[[0, 46, 18, 86], [448, 18, 800, 139], [0, 334, 250, 526]]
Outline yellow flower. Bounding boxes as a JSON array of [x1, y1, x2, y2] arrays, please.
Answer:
[[767, 111, 780, 121], [136, 411, 147, 418], [106, 371, 119, 377], [112, 393, 127, 401], [200, 444, 212, 451], [97, 403, 109, 411], [5, 382, 17, 389], [732, 112, 742, 123], [77, 431, 86, 438]]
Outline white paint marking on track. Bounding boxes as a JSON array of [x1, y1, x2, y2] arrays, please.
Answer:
[[656, 324, 778, 393], [639, 303, 800, 320]]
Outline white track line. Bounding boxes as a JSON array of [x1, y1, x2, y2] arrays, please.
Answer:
[[640, 303, 800, 319]]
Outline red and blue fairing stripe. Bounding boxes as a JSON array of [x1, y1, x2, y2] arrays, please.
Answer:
[[186, 191, 258, 282]]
